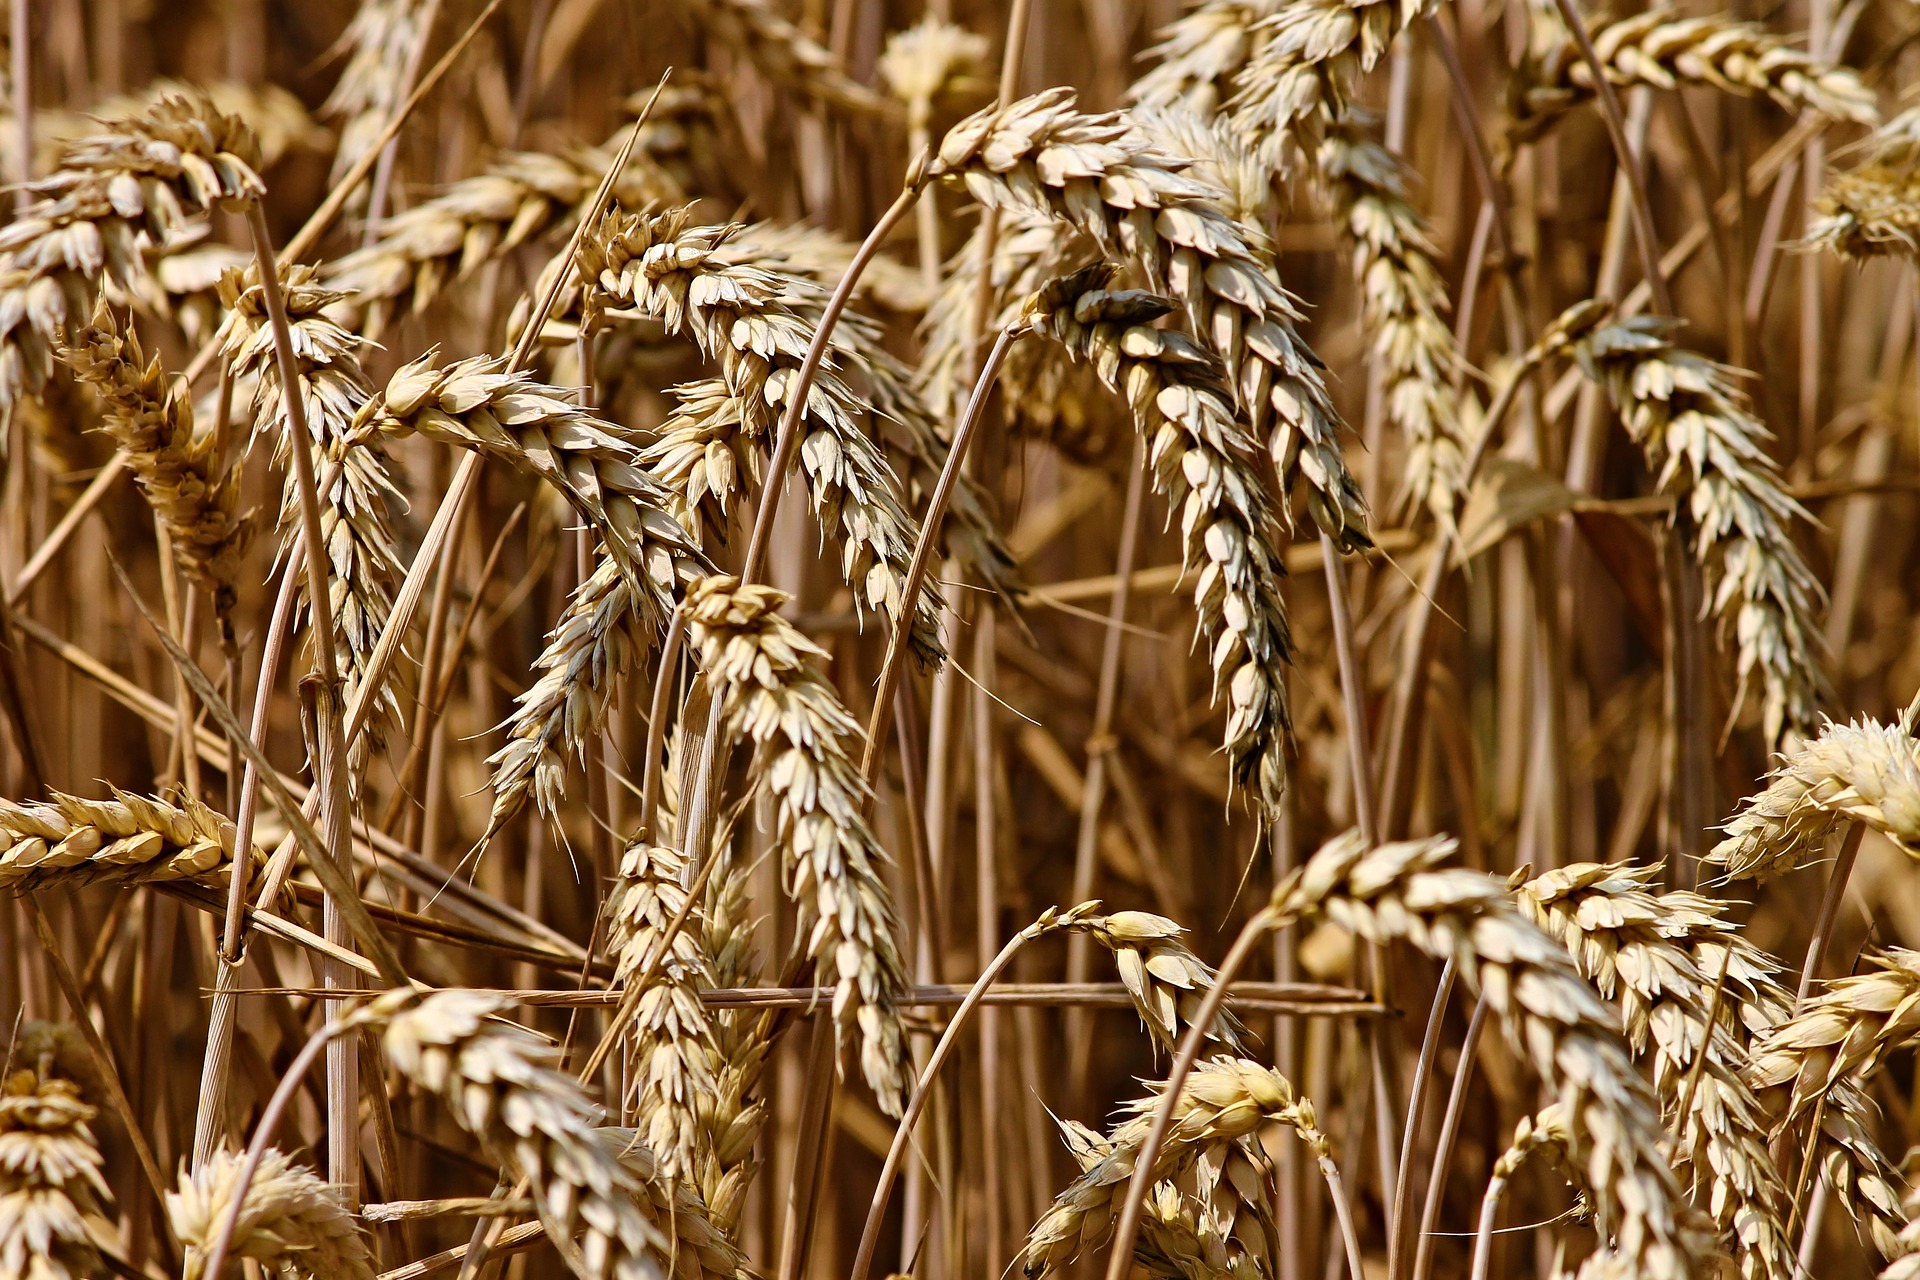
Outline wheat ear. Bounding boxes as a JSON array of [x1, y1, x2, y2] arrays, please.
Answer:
[[1805, 107, 1920, 260], [1564, 317, 1827, 746], [170, 1147, 374, 1280], [1512, 8, 1878, 141], [72, 78, 326, 169], [320, 0, 435, 190], [0, 1068, 110, 1280], [928, 89, 1372, 551], [367, 353, 711, 827], [220, 265, 408, 747], [1272, 832, 1712, 1279], [1024, 265, 1295, 817], [1706, 717, 1920, 882], [62, 305, 252, 619], [0, 95, 263, 416], [582, 206, 948, 662], [0, 789, 257, 894], [1516, 861, 1793, 1280], [376, 988, 746, 1280], [683, 575, 911, 1115]]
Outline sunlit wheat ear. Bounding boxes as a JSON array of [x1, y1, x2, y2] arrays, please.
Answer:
[[1511, 8, 1878, 143], [375, 988, 746, 1280], [581, 206, 947, 663], [1129, 0, 1284, 113], [588, 1128, 752, 1279], [1048, 1117, 1242, 1280], [1020, 1058, 1327, 1278], [1562, 317, 1826, 747], [220, 265, 408, 748], [1024, 265, 1294, 819], [1805, 107, 1920, 260], [929, 90, 1373, 551], [1705, 717, 1920, 882], [170, 1147, 374, 1280], [679, 0, 886, 112], [0, 1068, 111, 1280], [1516, 862, 1792, 1280], [1276, 831, 1714, 1280], [0, 789, 261, 895], [0, 95, 263, 420], [1077, 910, 1247, 1053], [367, 354, 712, 828], [605, 840, 721, 1181], [62, 305, 253, 621], [682, 575, 911, 1115], [320, 0, 434, 191], [320, 102, 698, 340]]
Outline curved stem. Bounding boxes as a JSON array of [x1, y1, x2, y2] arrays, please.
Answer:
[[1320, 1157, 1369, 1280], [1468, 1173, 1508, 1280], [1387, 958, 1456, 1280], [1796, 822, 1864, 1003], [860, 322, 1021, 786], [1411, 992, 1491, 1280], [848, 906, 1081, 1280], [1101, 906, 1278, 1280]]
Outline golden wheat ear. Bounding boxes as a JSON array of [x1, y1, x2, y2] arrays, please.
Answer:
[[170, 1147, 374, 1280]]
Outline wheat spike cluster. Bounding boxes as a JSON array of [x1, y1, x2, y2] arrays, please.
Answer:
[[9, 6, 1920, 1280]]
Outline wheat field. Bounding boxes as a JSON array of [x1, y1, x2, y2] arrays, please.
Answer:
[[4, 0, 1920, 1277]]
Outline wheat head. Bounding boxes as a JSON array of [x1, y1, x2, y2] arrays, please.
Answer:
[[170, 1146, 374, 1280], [0, 1068, 110, 1280], [0, 789, 257, 894]]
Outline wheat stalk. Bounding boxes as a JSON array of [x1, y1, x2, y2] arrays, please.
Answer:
[[1024, 265, 1295, 816], [170, 1147, 374, 1280], [62, 305, 251, 619], [1706, 717, 1920, 882], [1512, 8, 1878, 142], [367, 353, 712, 827], [376, 988, 746, 1280], [221, 264, 407, 746], [1273, 831, 1712, 1278], [928, 89, 1372, 551], [581, 205, 949, 662], [1515, 861, 1792, 1280], [1563, 317, 1827, 746], [683, 575, 911, 1115], [0, 789, 257, 894], [0, 1068, 110, 1280], [605, 839, 720, 1182], [0, 95, 263, 416]]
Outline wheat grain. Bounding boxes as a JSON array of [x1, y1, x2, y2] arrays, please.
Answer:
[[1273, 832, 1712, 1279], [683, 575, 911, 1114], [0, 789, 257, 894], [0, 95, 263, 417], [1516, 861, 1792, 1280], [170, 1146, 374, 1280], [1563, 317, 1826, 746], [583, 206, 949, 661], [62, 305, 251, 619], [1512, 9, 1878, 142], [222, 265, 407, 747], [1024, 265, 1295, 817], [0, 1068, 110, 1280], [1706, 717, 1920, 882], [928, 89, 1373, 551]]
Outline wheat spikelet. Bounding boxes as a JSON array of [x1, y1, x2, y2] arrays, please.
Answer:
[[929, 89, 1372, 551], [1515, 861, 1792, 1280], [321, 0, 435, 189], [170, 1147, 374, 1280], [222, 266, 407, 746], [368, 354, 711, 827], [589, 1127, 753, 1278], [582, 206, 948, 662], [1564, 317, 1826, 746], [1130, 0, 1284, 114], [375, 988, 745, 1280], [0, 789, 257, 894], [1024, 265, 1295, 816], [683, 575, 911, 1115], [605, 840, 720, 1181], [1019, 1057, 1326, 1278], [0, 1068, 110, 1280], [83, 80, 328, 169], [1805, 108, 1920, 260], [1076, 909, 1247, 1054], [1512, 9, 1878, 142], [680, 0, 886, 112], [1274, 832, 1710, 1279], [0, 95, 263, 416], [1706, 717, 1920, 882], [62, 306, 251, 618]]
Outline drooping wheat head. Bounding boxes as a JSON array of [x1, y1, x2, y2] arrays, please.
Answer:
[[0, 1068, 109, 1280], [0, 789, 258, 895], [682, 575, 911, 1115], [170, 1146, 374, 1280], [1024, 265, 1295, 818]]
